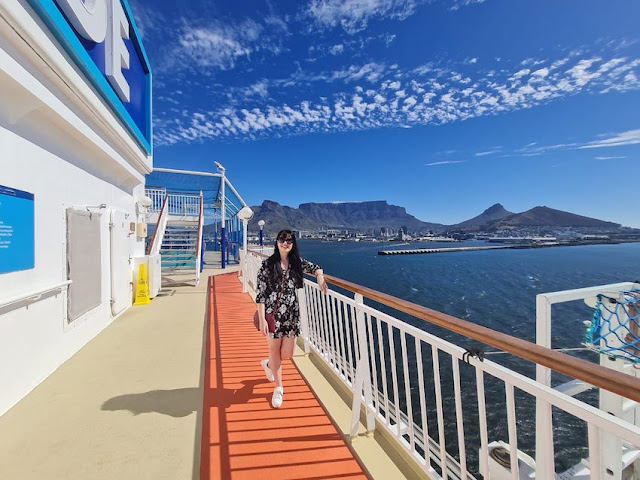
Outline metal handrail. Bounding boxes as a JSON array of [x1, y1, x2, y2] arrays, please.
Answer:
[[0, 281, 72, 310], [323, 273, 640, 403], [244, 249, 640, 477], [146, 193, 168, 255], [245, 248, 640, 403]]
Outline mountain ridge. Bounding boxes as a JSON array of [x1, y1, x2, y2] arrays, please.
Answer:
[[203, 200, 627, 235], [244, 200, 443, 234]]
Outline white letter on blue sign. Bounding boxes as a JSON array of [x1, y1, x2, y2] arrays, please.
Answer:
[[57, 0, 108, 43], [105, 0, 131, 102]]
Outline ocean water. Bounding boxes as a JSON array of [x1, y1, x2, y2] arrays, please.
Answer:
[[297, 239, 640, 473], [300, 239, 640, 348]]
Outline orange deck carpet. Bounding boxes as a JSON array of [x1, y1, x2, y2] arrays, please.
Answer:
[[200, 273, 368, 480]]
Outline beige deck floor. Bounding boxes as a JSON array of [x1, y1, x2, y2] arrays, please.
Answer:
[[0, 263, 237, 480], [0, 254, 422, 479]]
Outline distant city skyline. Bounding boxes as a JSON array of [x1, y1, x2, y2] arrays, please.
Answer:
[[131, 0, 640, 227]]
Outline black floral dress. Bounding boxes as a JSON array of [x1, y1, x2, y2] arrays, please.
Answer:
[[256, 258, 321, 338]]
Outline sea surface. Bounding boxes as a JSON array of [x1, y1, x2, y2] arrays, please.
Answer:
[[295, 239, 640, 474], [299, 239, 640, 350]]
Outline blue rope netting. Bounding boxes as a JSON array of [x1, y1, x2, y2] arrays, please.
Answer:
[[586, 290, 640, 363]]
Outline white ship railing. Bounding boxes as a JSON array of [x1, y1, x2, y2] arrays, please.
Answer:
[[535, 282, 640, 480], [243, 246, 273, 290], [145, 188, 200, 217], [244, 249, 640, 479], [145, 187, 166, 212]]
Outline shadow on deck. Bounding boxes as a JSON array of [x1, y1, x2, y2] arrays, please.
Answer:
[[0, 268, 377, 480]]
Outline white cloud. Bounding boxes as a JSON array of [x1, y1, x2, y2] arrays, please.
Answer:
[[425, 160, 466, 166], [475, 149, 501, 156], [243, 80, 270, 98], [450, 0, 486, 11], [307, 0, 420, 34], [496, 129, 639, 159], [567, 58, 601, 87], [531, 68, 549, 78], [177, 23, 255, 69], [154, 53, 640, 146], [308, 34, 396, 59], [159, 15, 290, 72], [579, 129, 640, 149], [332, 63, 387, 82], [129, 2, 165, 39]]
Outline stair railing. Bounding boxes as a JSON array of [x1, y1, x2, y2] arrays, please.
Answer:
[[195, 192, 204, 285], [147, 193, 169, 256]]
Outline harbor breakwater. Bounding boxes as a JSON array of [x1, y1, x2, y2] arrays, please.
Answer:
[[377, 239, 636, 255]]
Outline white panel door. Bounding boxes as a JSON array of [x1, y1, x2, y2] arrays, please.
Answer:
[[110, 210, 132, 316]]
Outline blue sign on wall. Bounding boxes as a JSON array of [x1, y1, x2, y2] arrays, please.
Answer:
[[0, 185, 35, 274], [26, 0, 152, 154]]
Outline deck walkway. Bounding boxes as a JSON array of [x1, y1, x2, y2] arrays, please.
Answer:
[[202, 273, 367, 479], [0, 262, 382, 479]]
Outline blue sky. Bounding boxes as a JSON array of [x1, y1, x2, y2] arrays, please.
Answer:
[[129, 0, 640, 227]]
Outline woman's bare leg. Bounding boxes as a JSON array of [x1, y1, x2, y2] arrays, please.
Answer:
[[280, 337, 296, 360], [267, 336, 283, 387], [276, 337, 296, 385]]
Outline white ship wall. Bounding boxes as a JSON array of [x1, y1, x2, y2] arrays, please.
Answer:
[[0, 1, 152, 415]]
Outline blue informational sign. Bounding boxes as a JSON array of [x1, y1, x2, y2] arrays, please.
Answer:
[[26, 0, 152, 154], [0, 185, 35, 274]]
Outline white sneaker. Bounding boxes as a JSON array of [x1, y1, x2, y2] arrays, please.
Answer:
[[261, 359, 274, 382], [272, 386, 284, 408]]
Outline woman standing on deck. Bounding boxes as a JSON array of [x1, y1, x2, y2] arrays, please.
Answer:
[[256, 229, 328, 408]]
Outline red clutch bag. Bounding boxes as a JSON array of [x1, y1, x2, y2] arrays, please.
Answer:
[[253, 311, 275, 333]]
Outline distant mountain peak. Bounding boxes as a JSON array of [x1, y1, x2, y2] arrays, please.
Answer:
[[495, 206, 621, 228], [452, 203, 514, 229], [483, 203, 507, 214]]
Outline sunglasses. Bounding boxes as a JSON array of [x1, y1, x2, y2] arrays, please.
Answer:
[[277, 237, 294, 244]]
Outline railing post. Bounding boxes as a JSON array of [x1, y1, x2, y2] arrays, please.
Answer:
[[535, 293, 555, 480], [298, 286, 311, 354], [350, 293, 375, 438]]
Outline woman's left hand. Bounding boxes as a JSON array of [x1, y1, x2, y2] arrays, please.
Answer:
[[317, 274, 328, 294]]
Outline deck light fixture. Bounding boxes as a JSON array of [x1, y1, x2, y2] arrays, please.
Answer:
[[237, 206, 254, 293], [258, 220, 265, 246]]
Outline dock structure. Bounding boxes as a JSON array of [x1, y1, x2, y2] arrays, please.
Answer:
[[378, 244, 558, 255]]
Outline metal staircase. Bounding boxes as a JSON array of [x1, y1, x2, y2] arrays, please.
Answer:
[[160, 222, 199, 271], [145, 188, 204, 286]]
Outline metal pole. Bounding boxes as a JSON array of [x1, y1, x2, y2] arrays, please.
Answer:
[[242, 218, 248, 292], [220, 169, 226, 269]]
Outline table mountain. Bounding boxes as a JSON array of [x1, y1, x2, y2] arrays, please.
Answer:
[[247, 200, 443, 235]]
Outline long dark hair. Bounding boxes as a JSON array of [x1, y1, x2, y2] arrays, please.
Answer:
[[266, 229, 304, 288]]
